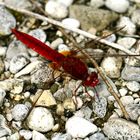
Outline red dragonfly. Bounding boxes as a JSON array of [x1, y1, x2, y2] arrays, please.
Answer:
[[11, 29, 99, 90]]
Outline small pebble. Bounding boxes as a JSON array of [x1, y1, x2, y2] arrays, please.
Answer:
[[5, 0, 32, 9], [6, 40, 28, 60], [0, 47, 7, 57], [27, 107, 54, 132], [125, 104, 140, 121], [117, 37, 136, 49], [126, 81, 140, 92], [89, 132, 107, 140], [62, 18, 80, 28], [131, 9, 140, 27], [11, 104, 29, 121], [0, 6, 16, 35], [19, 129, 32, 140], [103, 118, 140, 140], [92, 96, 107, 118], [101, 51, 122, 78], [52, 133, 72, 140], [32, 130, 48, 140], [56, 104, 64, 116], [51, 38, 64, 49], [105, 0, 129, 13], [119, 87, 128, 96], [65, 116, 98, 138], [121, 65, 140, 82], [36, 90, 56, 107], [45, 1, 68, 19], [138, 116, 140, 126], [90, 0, 105, 8], [58, 44, 70, 54], [9, 53, 30, 74], [57, 0, 74, 7], [117, 16, 136, 35], [0, 58, 4, 74]]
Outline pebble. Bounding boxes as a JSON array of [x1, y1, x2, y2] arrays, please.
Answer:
[[4, 0, 32, 9], [119, 87, 128, 96], [69, 5, 118, 31], [56, 104, 64, 116], [9, 53, 30, 74], [0, 115, 11, 137], [0, 79, 24, 93], [65, 116, 98, 138], [90, 0, 105, 8], [121, 65, 140, 81], [57, 0, 74, 7], [31, 62, 54, 89], [52, 133, 72, 140], [11, 104, 29, 121], [45, 1, 68, 19], [51, 38, 64, 49], [125, 104, 140, 121], [29, 29, 47, 43], [75, 106, 92, 119], [27, 107, 54, 132], [103, 118, 140, 140], [101, 52, 122, 78], [126, 81, 140, 92], [131, 9, 140, 27], [92, 97, 107, 118], [105, 0, 129, 13], [89, 132, 107, 140], [6, 40, 28, 60], [15, 61, 40, 78], [0, 89, 6, 106], [117, 37, 136, 49], [0, 6, 16, 36], [117, 16, 136, 35], [114, 95, 134, 108], [36, 90, 56, 107], [19, 129, 32, 140], [0, 47, 7, 57], [58, 44, 70, 54], [8, 132, 20, 140], [32, 130, 48, 140], [63, 98, 76, 112], [62, 18, 80, 28]]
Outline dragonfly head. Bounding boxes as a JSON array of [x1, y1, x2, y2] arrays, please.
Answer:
[[83, 72, 99, 87]]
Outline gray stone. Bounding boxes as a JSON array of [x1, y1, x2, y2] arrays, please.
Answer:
[[0, 6, 16, 36], [121, 65, 140, 81], [69, 5, 118, 31], [0, 89, 6, 107], [103, 118, 140, 140]]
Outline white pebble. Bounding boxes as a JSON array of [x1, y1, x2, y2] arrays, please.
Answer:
[[90, 0, 105, 8], [11, 104, 29, 121], [126, 81, 140, 92], [117, 37, 136, 49], [117, 16, 136, 35], [27, 107, 54, 132], [51, 38, 64, 49], [120, 96, 134, 106], [131, 9, 140, 26], [32, 130, 48, 140], [58, 44, 70, 53], [119, 87, 128, 96], [65, 116, 98, 138], [0, 47, 7, 57], [45, 1, 68, 19], [62, 18, 80, 28], [57, 0, 74, 7], [105, 0, 129, 13], [19, 130, 32, 140], [24, 91, 30, 98]]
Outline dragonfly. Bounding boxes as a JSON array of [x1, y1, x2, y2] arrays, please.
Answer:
[[11, 29, 99, 94]]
